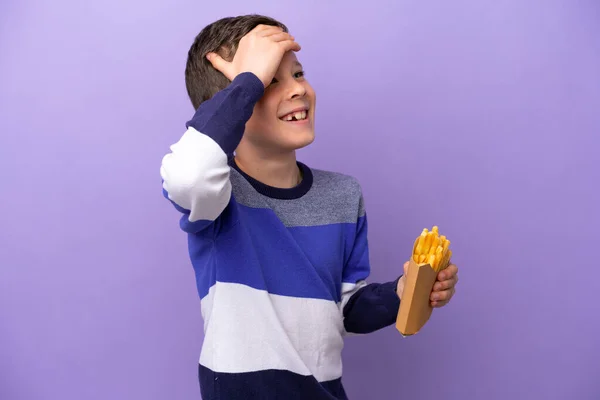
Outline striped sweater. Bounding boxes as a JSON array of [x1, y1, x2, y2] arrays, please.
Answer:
[[160, 72, 401, 400]]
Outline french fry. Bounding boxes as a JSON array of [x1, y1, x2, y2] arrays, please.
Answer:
[[429, 236, 440, 256], [443, 238, 450, 253], [443, 249, 453, 269], [425, 232, 434, 254], [427, 254, 436, 267], [421, 238, 428, 255], [439, 249, 449, 271], [415, 229, 428, 254], [411, 226, 452, 272], [434, 247, 444, 271]]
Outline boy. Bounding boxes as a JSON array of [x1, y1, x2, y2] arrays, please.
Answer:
[[160, 14, 458, 400]]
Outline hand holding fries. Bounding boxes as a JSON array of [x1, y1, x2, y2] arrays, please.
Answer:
[[396, 225, 459, 335]]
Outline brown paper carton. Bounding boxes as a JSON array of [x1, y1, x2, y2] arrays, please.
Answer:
[[396, 235, 451, 336], [395, 259, 438, 336]]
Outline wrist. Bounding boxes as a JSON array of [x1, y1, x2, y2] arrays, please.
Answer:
[[232, 72, 265, 102], [237, 69, 269, 88]]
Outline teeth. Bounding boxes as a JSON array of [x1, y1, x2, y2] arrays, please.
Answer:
[[282, 110, 308, 121]]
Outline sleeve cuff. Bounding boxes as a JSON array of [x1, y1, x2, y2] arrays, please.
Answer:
[[379, 278, 401, 309], [393, 275, 402, 293], [232, 72, 265, 103]]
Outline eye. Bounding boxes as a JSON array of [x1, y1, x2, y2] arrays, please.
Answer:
[[270, 77, 278, 85], [294, 71, 305, 79]]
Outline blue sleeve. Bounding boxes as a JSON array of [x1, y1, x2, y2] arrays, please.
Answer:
[[185, 72, 265, 154]]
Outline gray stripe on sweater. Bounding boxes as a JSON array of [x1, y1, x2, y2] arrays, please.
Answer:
[[230, 168, 365, 228]]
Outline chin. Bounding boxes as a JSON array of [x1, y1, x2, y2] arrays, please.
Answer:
[[284, 131, 315, 151]]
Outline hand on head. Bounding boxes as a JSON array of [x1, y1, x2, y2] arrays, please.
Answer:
[[206, 25, 301, 88]]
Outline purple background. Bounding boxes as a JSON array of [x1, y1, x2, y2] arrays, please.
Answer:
[[1, 0, 599, 399]]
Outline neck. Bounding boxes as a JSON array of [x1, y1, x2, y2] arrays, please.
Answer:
[[234, 149, 301, 189]]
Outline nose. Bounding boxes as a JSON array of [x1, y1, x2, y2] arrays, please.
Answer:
[[288, 79, 306, 100]]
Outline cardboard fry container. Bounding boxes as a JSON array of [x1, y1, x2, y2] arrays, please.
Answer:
[[396, 236, 451, 336], [395, 259, 437, 336]]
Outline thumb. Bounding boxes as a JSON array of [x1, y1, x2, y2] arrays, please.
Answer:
[[206, 52, 232, 80]]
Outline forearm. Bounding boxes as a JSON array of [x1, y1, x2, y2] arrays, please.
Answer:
[[185, 72, 264, 154], [342, 277, 402, 334]]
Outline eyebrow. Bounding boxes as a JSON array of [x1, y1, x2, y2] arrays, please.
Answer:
[[294, 61, 303, 69]]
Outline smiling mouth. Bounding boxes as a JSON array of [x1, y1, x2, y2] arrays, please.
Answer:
[[279, 110, 308, 122]]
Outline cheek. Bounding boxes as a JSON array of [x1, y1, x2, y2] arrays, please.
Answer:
[[247, 103, 266, 125], [246, 104, 277, 134], [305, 85, 316, 107], [258, 99, 280, 121]]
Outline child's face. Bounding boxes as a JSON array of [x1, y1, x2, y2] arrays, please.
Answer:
[[243, 51, 316, 154]]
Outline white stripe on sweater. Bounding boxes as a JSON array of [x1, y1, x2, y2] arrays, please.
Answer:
[[199, 282, 345, 382]]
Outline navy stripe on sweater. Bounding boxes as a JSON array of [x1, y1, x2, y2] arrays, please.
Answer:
[[198, 364, 348, 400]]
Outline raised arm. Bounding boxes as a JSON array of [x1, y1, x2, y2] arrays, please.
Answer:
[[160, 73, 264, 234]]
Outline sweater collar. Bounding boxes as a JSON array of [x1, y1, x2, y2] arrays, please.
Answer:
[[229, 157, 313, 200]]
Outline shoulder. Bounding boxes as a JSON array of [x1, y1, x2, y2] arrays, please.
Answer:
[[311, 167, 363, 196], [309, 167, 366, 218], [309, 167, 367, 220]]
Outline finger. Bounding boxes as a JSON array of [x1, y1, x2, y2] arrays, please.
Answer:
[[430, 287, 454, 302], [258, 25, 285, 37], [430, 290, 443, 302], [267, 32, 294, 43], [435, 288, 456, 306], [279, 39, 301, 52], [437, 263, 458, 281], [431, 300, 449, 308], [251, 24, 276, 34], [403, 261, 409, 276], [206, 52, 231, 76], [433, 274, 458, 291]]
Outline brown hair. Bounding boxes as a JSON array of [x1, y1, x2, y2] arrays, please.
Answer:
[[185, 14, 288, 109]]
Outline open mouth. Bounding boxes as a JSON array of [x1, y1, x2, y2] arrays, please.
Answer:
[[279, 109, 308, 122]]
